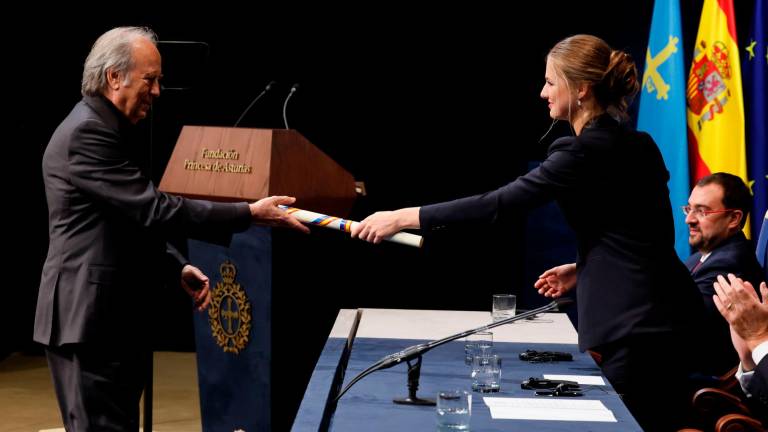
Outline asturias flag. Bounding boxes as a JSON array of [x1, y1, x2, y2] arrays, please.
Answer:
[[686, 0, 749, 235], [743, 0, 767, 240], [638, 0, 690, 259]]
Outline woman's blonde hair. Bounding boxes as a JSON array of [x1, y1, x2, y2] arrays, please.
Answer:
[[547, 34, 639, 119]]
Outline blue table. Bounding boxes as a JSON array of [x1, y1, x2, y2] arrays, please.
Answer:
[[293, 309, 642, 431]]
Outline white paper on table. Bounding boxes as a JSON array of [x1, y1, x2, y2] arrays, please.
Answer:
[[483, 397, 617, 422], [543, 374, 606, 386]]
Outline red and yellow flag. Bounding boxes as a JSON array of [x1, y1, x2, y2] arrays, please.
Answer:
[[686, 0, 748, 234]]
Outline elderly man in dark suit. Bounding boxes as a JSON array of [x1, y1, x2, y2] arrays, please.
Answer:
[[684, 173, 763, 375], [713, 274, 768, 419], [35, 26, 308, 431]]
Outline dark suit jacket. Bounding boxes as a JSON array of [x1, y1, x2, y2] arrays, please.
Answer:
[[420, 114, 705, 351], [748, 356, 768, 416], [686, 233, 764, 374], [35, 95, 252, 346]]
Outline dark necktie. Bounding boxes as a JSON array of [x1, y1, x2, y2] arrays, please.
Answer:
[[691, 260, 703, 273]]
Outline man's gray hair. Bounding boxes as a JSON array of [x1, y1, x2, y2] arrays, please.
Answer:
[[81, 27, 157, 97]]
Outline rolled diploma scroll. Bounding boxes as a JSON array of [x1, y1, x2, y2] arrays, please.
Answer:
[[279, 205, 423, 248]]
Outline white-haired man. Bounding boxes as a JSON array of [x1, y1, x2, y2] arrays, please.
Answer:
[[35, 27, 308, 430]]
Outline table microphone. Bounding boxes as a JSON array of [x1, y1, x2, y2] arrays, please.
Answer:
[[335, 298, 574, 402], [233, 80, 276, 127]]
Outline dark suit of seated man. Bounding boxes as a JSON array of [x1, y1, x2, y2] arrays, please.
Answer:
[[713, 275, 768, 421], [750, 357, 768, 411], [684, 173, 763, 376]]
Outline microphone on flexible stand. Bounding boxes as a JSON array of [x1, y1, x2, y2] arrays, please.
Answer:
[[282, 83, 299, 129], [233, 80, 276, 127], [334, 298, 574, 405]]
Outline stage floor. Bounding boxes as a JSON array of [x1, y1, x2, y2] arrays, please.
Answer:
[[0, 351, 201, 432]]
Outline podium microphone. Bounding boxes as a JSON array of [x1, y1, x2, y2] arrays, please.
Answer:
[[335, 298, 574, 404], [233, 80, 276, 127], [283, 83, 299, 129]]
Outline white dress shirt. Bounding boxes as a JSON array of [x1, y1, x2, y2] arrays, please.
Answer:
[[736, 340, 768, 395]]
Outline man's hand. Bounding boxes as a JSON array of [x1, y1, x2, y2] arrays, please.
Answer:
[[713, 274, 768, 352], [181, 264, 211, 311], [730, 326, 757, 372], [534, 263, 577, 298], [249, 196, 310, 234]]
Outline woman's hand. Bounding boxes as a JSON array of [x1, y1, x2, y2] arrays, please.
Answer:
[[534, 263, 577, 298], [351, 207, 420, 244]]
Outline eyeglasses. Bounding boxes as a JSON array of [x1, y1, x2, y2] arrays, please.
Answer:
[[681, 205, 735, 218], [521, 377, 578, 389], [534, 383, 584, 397], [519, 350, 573, 363], [520, 378, 584, 397]]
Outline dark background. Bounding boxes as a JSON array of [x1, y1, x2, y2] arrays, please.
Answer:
[[4, 1, 757, 429]]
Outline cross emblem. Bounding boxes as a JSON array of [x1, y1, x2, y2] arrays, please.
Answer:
[[221, 296, 239, 334], [642, 35, 679, 100]]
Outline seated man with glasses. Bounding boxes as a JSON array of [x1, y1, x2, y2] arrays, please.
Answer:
[[683, 172, 763, 376]]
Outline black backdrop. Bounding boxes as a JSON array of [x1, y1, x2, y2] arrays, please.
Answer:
[[5, 1, 756, 428]]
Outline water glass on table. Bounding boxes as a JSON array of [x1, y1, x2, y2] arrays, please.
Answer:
[[491, 294, 516, 322], [471, 354, 502, 393], [436, 389, 471, 430], [463, 331, 493, 365]]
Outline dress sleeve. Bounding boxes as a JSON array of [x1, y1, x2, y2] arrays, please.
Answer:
[[420, 137, 586, 230]]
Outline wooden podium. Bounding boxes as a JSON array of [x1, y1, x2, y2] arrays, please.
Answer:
[[159, 126, 358, 432], [159, 125, 356, 216]]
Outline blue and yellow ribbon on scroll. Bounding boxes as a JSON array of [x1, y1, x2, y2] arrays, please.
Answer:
[[279, 206, 423, 248]]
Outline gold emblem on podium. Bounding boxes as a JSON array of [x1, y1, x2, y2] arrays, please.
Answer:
[[209, 260, 252, 354]]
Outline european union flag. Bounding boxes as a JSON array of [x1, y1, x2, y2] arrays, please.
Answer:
[[637, 0, 690, 259], [743, 0, 767, 239]]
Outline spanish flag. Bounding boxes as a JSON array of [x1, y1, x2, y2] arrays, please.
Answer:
[[686, 0, 749, 234]]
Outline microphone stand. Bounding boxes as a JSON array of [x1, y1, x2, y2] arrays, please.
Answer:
[[394, 354, 432, 405], [282, 83, 299, 129], [335, 298, 572, 405], [233, 80, 275, 127]]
